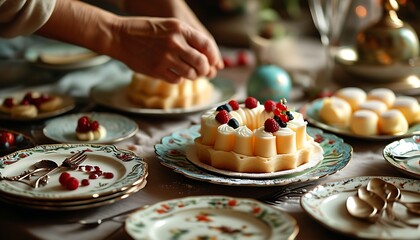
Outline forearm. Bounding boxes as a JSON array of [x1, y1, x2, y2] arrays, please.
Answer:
[[36, 0, 119, 56]]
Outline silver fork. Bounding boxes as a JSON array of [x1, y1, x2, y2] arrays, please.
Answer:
[[32, 151, 88, 188]]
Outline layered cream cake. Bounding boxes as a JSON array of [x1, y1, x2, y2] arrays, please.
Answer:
[[194, 97, 323, 173], [320, 87, 418, 136], [126, 73, 213, 109]]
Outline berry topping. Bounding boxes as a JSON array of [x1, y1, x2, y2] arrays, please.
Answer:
[[264, 118, 280, 133], [264, 100, 276, 112], [2, 98, 15, 108], [103, 172, 114, 179], [223, 56, 235, 68], [215, 110, 231, 124], [216, 104, 232, 112], [276, 102, 287, 111], [76, 116, 102, 133], [228, 100, 239, 111], [0, 132, 15, 146], [245, 97, 258, 109], [274, 115, 287, 128], [236, 51, 249, 66], [286, 111, 294, 120], [227, 118, 240, 129]]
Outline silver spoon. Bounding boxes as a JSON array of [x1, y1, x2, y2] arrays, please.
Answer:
[[346, 195, 380, 222], [0, 160, 58, 186], [367, 178, 419, 228]]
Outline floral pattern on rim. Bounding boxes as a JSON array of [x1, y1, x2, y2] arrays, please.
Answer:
[[154, 125, 352, 186]]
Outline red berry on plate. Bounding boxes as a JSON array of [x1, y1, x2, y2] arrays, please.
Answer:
[[228, 100, 239, 111], [0, 132, 15, 146], [2, 97, 15, 108], [264, 100, 276, 112], [222, 56, 235, 68], [59, 172, 71, 185], [245, 97, 258, 109], [236, 51, 249, 66], [90, 121, 100, 131], [89, 173, 99, 179], [103, 172, 114, 179], [215, 110, 231, 124], [264, 118, 280, 133], [81, 179, 90, 186], [65, 177, 79, 190]]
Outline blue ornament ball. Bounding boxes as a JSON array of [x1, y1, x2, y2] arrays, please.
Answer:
[[247, 65, 292, 103]]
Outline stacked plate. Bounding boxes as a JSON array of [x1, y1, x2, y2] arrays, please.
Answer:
[[0, 144, 148, 210]]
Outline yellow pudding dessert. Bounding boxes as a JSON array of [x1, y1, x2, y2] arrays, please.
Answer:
[[319, 97, 352, 127], [350, 110, 379, 136], [194, 97, 323, 173], [335, 87, 367, 111], [367, 88, 396, 107], [378, 109, 408, 135], [391, 96, 420, 125], [126, 73, 213, 109]]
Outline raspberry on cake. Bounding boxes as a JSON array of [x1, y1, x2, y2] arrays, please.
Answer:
[[194, 97, 324, 173], [126, 73, 214, 109], [75, 116, 107, 141]]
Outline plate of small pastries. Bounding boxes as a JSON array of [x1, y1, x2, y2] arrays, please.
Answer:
[[0, 91, 75, 121], [24, 42, 110, 71], [300, 87, 420, 140], [90, 73, 236, 116]]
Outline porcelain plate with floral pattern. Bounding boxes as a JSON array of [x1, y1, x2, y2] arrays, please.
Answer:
[[154, 125, 352, 186], [300, 98, 420, 140], [43, 112, 139, 144], [383, 136, 420, 179], [0, 144, 147, 201], [125, 195, 299, 240], [300, 176, 420, 239]]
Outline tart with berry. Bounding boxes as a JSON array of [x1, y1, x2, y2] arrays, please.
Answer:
[[0, 91, 63, 118], [75, 116, 107, 141], [194, 97, 323, 173]]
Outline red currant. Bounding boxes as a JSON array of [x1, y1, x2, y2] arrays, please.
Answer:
[[65, 177, 79, 190], [236, 51, 249, 66], [0, 132, 15, 146], [222, 56, 235, 68], [89, 173, 99, 179], [81, 179, 90, 186], [276, 102, 287, 111], [103, 172, 114, 179]]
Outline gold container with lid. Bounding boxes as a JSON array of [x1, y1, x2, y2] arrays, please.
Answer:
[[356, 0, 419, 65]]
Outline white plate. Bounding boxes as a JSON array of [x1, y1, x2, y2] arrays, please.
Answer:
[[43, 112, 138, 144], [301, 176, 420, 240], [0, 93, 75, 121], [24, 43, 110, 70], [90, 77, 236, 116], [125, 195, 299, 240], [155, 125, 352, 186], [300, 98, 420, 140], [0, 179, 147, 211], [0, 144, 147, 201], [383, 136, 420, 179], [185, 144, 323, 179]]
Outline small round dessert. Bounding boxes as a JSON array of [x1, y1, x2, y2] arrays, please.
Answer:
[[367, 88, 396, 108], [75, 116, 107, 141], [335, 87, 367, 111], [319, 97, 352, 127], [350, 110, 379, 136], [391, 96, 420, 125], [378, 109, 408, 135], [358, 100, 388, 116]]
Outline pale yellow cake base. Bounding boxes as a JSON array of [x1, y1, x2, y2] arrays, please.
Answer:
[[126, 73, 214, 109], [194, 137, 323, 173]]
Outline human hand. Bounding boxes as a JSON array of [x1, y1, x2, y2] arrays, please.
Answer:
[[112, 17, 223, 83]]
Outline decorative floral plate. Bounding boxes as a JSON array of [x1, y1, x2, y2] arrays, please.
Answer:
[[125, 195, 299, 240], [0, 144, 147, 201], [300, 98, 420, 140], [154, 125, 352, 186], [301, 176, 420, 240], [185, 144, 323, 179], [383, 136, 420, 179], [43, 112, 138, 144], [0, 93, 75, 121], [90, 77, 236, 116]]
